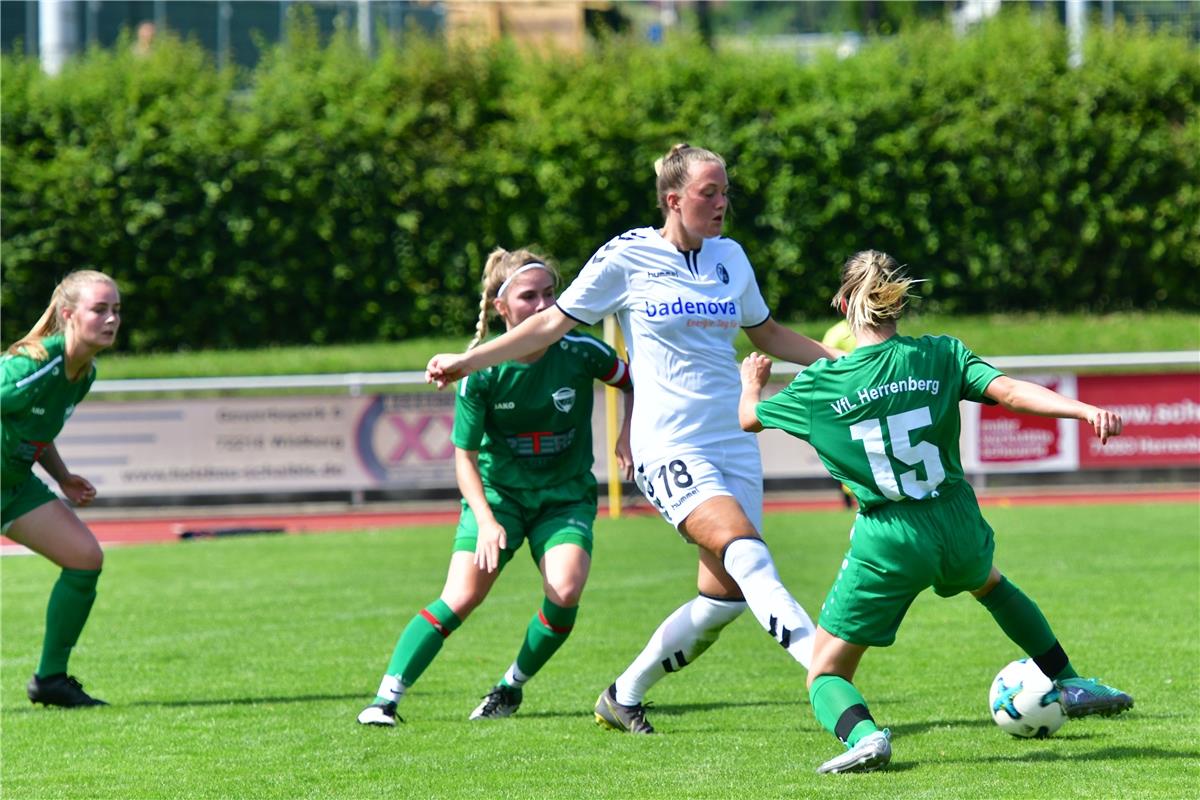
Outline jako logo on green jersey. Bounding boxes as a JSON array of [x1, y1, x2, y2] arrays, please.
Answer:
[[644, 298, 737, 318]]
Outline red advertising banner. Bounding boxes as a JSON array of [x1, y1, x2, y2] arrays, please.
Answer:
[[972, 375, 1079, 472], [1077, 373, 1200, 468]]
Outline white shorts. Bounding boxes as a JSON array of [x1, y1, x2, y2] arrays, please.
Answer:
[[633, 437, 763, 533]]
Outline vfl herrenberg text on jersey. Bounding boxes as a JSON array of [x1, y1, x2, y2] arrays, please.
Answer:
[[830, 376, 942, 417]]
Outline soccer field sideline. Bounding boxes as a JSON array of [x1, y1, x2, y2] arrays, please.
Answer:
[[2, 485, 1196, 554]]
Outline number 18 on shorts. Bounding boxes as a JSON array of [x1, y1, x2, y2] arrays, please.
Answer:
[[634, 444, 764, 533]]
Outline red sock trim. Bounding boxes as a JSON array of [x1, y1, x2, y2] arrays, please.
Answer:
[[420, 608, 451, 637], [538, 609, 573, 635]]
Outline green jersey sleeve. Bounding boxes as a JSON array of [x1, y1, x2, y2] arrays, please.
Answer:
[[1, 338, 94, 417], [946, 337, 1004, 403], [451, 369, 491, 451], [562, 332, 632, 392], [755, 366, 818, 440], [1, 353, 39, 416]]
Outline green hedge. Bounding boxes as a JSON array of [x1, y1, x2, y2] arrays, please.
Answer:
[[3, 11, 1196, 352]]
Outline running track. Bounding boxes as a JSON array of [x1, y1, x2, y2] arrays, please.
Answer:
[[3, 488, 1196, 554]]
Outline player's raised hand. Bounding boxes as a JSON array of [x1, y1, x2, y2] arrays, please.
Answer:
[[740, 352, 773, 389], [1087, 407, 1123, 444], [425, 353, 470, 390], [738, 353, 773, 433]]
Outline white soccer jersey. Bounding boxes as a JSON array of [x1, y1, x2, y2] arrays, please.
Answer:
[[556, 226, 771, 459]]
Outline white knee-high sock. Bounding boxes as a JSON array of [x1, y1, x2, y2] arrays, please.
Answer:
[[722, 537, 815, 669], [613, 595, 746, 706]]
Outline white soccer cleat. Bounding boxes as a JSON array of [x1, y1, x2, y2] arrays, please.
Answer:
[[356, 701, 399, 727], [817, 729, 891, 774]]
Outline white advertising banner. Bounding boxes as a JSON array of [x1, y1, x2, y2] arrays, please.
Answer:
[[46, 388, 834, 499], [47, 393, 456, 497]]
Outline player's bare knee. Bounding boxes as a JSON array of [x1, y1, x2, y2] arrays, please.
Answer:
[[545, 579, 584, 607], [82, 544, 104, 571], [806, 657, 837, 689], [63, 540, 103, 571], [970, 567, 1005, 599], [441, 590, 486, 619]]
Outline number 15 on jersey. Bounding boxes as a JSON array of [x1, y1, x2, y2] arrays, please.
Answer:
[[849, 407, 946, 501]]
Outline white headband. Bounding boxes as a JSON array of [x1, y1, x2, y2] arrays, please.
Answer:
[[496, 262, 550, 299]]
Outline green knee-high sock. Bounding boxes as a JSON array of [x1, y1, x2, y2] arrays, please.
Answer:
[[508, 597, 577, 685], [809, 674, 879, 747], [383, 599, 463, 690], [977, 577, 1078, 681], [37, 568, 100, 678]]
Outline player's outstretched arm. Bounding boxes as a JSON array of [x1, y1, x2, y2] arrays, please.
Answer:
[[745, 318, 841, 365], [738, 353, 772, 432], [984, 375, 1123, 444], [426, 306, 579, 389]]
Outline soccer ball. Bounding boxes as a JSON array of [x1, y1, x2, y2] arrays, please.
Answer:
[[989, 658, 1067, 739]]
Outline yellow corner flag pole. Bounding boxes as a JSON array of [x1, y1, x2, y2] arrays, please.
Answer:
[[603, 316, 627, 519]]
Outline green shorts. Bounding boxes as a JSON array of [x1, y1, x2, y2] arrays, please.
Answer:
[[818, 480, 995, 648], [453, 474, 598, 570], [1, 475, 58, 533]]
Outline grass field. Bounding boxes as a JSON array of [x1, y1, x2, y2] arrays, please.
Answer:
[[2, 501, 1198, 799]]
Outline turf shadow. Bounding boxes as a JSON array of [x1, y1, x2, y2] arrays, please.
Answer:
[[112, 692, 365, 710], [504, 699, 792, 722], [973, 745, 1200, 764], [649, 699, 802, 716]]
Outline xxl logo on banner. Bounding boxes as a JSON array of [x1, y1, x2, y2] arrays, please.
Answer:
[[356, 395, 455, 483]]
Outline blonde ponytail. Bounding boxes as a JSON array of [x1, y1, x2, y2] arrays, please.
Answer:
[[832, 251, 921, 332]]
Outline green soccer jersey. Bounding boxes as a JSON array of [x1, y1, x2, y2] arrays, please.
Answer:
[[756, 334, 1003, 511], [1, 335, 96, 490], [452, 332, 631, 493]]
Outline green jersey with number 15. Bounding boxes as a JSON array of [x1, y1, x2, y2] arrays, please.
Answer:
[[756, 334, 1003, 511]]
